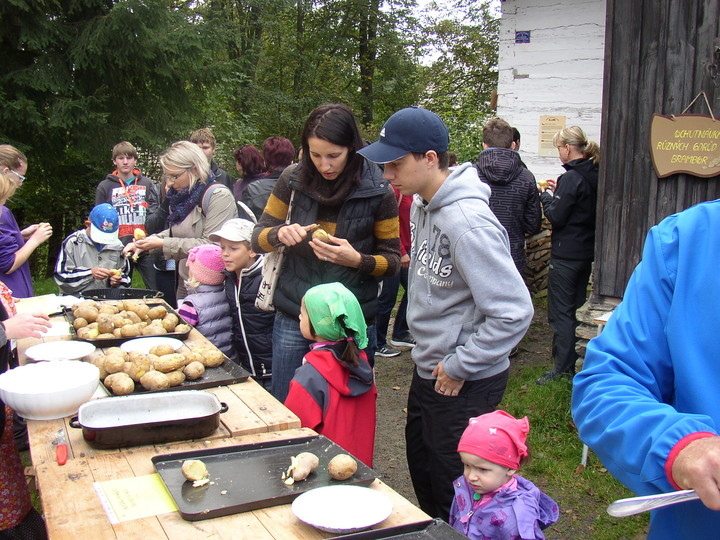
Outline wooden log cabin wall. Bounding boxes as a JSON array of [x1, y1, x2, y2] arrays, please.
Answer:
[[594, 0, 720, 303]]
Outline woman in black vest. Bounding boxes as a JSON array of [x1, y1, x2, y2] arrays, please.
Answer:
[[252, 104, 401, 402]]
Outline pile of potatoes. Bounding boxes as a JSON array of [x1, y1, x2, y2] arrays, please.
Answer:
[[92, 343, 226, 395], [71, 299, 191, 340]]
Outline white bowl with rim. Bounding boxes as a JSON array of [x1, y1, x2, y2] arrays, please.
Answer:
[[0, 360, 100, 420]]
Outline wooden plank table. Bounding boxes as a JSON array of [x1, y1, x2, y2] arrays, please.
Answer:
[[15, 301, 301, 465], [15, 297, 430, 538], [34, 428, 430, 539]]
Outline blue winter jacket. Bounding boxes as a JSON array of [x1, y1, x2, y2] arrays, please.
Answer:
[[572, 199, 720, 539]]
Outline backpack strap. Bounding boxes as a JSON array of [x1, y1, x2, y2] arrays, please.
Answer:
[[201, 183, 226, 216], [201, 182, 258, 223]]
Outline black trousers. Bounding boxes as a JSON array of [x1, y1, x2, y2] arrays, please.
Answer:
[[547, 257, 593, 375], [405, 368, 508, 521]]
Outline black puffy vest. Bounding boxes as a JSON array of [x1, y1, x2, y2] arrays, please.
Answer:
[[274, 164, 387, 322]]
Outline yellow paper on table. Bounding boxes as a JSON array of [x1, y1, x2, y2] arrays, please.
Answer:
[[94, 473, 178, 524]]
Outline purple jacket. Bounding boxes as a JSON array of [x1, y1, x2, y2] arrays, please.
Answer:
[[449, 475, 559, 540], [0, 206, 33, 298]]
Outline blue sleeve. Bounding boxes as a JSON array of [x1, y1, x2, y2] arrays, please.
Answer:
[[572, 217, 716, 495]]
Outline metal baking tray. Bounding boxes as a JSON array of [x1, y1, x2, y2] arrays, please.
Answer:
[[152, 435, 377, 521], [64, 300, 191, 348], [71, 390, 228, 449], [101, 358, 250, 395], [331, 519, 468, 539]]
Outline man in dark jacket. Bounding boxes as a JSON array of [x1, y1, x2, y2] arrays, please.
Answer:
[[474, 118, 541, 275], [190, 128, 234, 190]]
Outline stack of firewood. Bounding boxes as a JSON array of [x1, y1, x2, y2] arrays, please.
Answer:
[[523, 219, 552, 297]]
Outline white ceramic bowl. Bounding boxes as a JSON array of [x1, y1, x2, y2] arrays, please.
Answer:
[[0, 360, 100, 420]]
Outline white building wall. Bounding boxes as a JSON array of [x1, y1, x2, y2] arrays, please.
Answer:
[[497, 0, 606, 180]]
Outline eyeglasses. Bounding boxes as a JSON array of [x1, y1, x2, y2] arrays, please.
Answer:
[[9, 170, 25, 184], [163, 169, 190, 183]]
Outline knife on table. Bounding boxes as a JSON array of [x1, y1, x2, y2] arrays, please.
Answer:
[[55, 429, 68, 466]]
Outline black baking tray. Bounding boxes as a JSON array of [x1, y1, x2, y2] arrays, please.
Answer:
[[101, 358, 250, 395], [152, 435, 377, 521], [64, 300, 191, 348], [331, 519, 467, 539]]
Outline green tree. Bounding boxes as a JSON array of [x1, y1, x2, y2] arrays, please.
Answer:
[[418, 0, 499, 161], [0, 0, 209, 276]]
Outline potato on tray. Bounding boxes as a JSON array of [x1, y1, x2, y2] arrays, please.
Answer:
[[98, 345, 229, 395], [68, 299, 191, 343]]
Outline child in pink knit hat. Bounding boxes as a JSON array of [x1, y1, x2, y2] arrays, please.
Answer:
[[177, 244, 235, 359], [449, 410, 559, 539]]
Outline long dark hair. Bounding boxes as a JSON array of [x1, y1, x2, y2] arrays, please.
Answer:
[[299, 104, 365, 193]]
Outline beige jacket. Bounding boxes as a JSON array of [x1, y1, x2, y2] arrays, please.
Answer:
[[156, 186, 238, 299]]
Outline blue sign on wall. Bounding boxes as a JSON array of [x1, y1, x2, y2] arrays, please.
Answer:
[[515, 31, 531, 44]]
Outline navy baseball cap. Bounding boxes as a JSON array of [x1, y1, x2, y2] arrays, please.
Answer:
[[358, 107, 449, 164]]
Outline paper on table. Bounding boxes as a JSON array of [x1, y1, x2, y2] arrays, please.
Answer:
[[43, 321, 72, 337], [94, 474, 178, 524]]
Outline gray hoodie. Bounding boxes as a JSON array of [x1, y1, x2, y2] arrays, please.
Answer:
[[408, 163, 534, 381]]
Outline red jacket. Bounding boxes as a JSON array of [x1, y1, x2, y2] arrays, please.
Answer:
[[284, 341, 377, 466]]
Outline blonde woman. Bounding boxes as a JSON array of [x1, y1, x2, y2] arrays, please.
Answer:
[[536, 126, 600, 385], [124, 141, 238, 301], [0, 145, 52, 298]]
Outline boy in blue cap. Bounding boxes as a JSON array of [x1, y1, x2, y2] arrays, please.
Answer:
[[359, 107, 533, 521], [54, 203, 131, 294]]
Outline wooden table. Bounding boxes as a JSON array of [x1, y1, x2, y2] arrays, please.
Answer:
[[34, 428, 430, 539], [15, 297, 431, 537]]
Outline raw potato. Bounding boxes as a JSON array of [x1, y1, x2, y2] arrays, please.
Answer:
[[103, 354, 125, 374], [165, 370, 186, 386], [124, 356, 151, 382], [74, 305, 99, 323], [183, 361, 205, 380], [291, 452, 320, 481], [182, 459, 209, 487], [120, 323, 142, 337], [311, 226, 331, 243], [202, 348, 225, 368], [140, 370, 170, 391], [149, 344, 175, 357], [327, 454, 357, 480], [147, 306, 167, 320], [106, 347, 127, 360], [73, 317, 88, 330], [152, 353, 186, 373], [104, 372, 135, 395]]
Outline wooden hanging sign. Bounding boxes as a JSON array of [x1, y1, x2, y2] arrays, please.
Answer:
[[650, 91, 720, 179], [650, 114, 720, 178]]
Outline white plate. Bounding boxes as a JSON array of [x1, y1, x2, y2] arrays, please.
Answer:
[[292, 485, 392, 534], [120, 337, 184, 354], [25, 340, 96, 362]]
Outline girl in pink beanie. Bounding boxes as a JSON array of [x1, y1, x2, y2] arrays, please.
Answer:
[[177, 244, 235, 360], [449, 410, 559, 539]]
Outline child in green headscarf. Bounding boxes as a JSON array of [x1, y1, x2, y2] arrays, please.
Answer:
[[284, 282, 377, 466]]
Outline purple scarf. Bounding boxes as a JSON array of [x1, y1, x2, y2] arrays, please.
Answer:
[[166, 180, 207, 225]]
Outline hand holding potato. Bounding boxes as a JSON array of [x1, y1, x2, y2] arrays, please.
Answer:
[[310, 234, 362, 269]]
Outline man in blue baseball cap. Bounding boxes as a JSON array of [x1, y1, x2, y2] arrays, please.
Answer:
[[360, 107, 534, 521], [54, 203, 131, 294]]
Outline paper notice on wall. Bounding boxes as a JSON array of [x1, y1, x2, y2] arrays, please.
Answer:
[[94, 474, 178, 524], [539, 116, 566, 157]]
